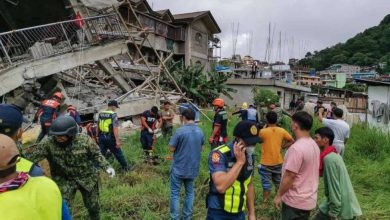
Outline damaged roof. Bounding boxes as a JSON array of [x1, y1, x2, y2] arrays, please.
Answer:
[[173, 11, 221, 34]]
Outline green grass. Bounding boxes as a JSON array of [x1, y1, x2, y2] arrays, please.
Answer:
[[71, 114, 390, 219]]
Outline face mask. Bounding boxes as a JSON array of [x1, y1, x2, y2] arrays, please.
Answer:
[[53, 136, 73, 148]]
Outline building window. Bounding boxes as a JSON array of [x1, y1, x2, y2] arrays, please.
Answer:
[[195, 32, 203, 45]]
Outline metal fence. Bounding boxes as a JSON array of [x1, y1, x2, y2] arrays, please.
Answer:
[[0, 14, 127, 70]]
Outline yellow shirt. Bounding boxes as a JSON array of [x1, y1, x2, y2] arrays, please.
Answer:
[[0, 176, 62, 220], [259, 127, 293, 166]]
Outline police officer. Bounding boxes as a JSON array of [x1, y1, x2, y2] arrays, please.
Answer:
[[206, 121, 260, 220], [97, 100, 129, 170], [25, 116, 115, 220], [209, 98, 228, 148], [140, 106, 162, 163], [34, 92, 63, 142]]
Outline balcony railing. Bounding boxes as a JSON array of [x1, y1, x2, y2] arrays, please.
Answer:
[[0, 14, 127, 70]]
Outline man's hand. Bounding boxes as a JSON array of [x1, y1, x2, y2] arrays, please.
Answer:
[[154, 128, 161, 134], [208, 137, 214, 144], [248, 214, 256, 220], [148, 128, 153, 134], [106, 167, 115, 178], [273, 195, 282, 210], [116, 141, 121, 149], [233, 141, 246, 165]]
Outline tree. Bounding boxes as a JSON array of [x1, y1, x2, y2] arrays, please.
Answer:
[[163, 60, 236, 105], [252, 88, 279, 107], [344, 83, 367, 92]]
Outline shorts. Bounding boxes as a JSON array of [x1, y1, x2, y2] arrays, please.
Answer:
[[140, 130, 155, 150], [258, 164, 282, 191]]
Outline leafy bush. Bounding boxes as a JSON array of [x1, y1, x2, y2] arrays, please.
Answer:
[[252, 88, 279, 107]]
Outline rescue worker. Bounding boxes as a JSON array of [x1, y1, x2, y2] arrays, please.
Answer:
[[0, 134, 63, 220], [140, 106, 162, 163], [0, 104, 72, 220], [206, 121, 260, 220], [209, 98, 228, 148], [25, 116, 115, 220], [66, 105, 82, 125], [86, 121, 98, 144], [34, 91, 63, 142], [97, 100, 129, 170], [232, 102, 248, 121]]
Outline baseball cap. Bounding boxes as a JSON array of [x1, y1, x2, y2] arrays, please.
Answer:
[[233, 121, 261, 145], [0, 104, 24, 134], [0, 134, 19, 171], [108, 100, 120, 108]]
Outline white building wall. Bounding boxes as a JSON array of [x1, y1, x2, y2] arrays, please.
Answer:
[[367, 85, 390, 130]]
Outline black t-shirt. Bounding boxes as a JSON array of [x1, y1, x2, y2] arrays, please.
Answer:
[[141, 110, 161, 130], [213, 109, 228, 137]]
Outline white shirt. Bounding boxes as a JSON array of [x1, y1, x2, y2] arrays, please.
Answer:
[[322, 118, 350, 155]]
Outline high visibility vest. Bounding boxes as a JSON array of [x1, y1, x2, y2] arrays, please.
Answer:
[[98, 110, 115, 133], [16, 157, 34, 173], [0, 176, 62, 220], [209, 145, 253, 214]]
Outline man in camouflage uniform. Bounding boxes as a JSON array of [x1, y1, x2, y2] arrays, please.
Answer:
[[26, 116, 115, 220], [260, 104, 284, 125]]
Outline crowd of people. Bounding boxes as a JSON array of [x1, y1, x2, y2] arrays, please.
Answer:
[[0, 92, 362, 220]]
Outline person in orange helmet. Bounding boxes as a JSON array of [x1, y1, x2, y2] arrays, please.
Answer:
[[209, 98, 228, 148], [34, 92, 63, 142]]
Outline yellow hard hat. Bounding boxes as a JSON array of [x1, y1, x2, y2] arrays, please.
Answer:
[[242, 102, 248, 110], [0, 134, 19, 171]]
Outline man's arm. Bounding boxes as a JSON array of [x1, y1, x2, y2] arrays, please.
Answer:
[[318, 107, 325, 122], [211, 142, 246, 193], [283, 131, 295, 149], [246, 179, 256, 220], [209, 124, 221, 143], [141, 116, 150, 130], [274, 170, 297, 209], [24, 142, 49, 163]]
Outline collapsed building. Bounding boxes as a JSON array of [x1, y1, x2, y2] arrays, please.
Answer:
[[0, 0, 221, 122]]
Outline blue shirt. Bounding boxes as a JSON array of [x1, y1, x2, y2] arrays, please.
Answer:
[[207, 143, 255, 210], [169, 123, 204, 178]]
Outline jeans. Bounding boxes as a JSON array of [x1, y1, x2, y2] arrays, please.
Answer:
[[170, 172, 195, 220], [206, 208, 245, 220], [98, 134, 128, 169]]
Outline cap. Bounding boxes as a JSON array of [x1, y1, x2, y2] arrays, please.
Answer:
[[0, 134, 19, 171], [233, 121, 261, 145], [108, 100, 120, 108], [0, 104, 24, 133]]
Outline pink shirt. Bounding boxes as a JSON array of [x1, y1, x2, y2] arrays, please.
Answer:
[[282, 137, 320, 210]]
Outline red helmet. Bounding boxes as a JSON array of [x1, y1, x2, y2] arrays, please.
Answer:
[[212, 98, 225, 108], [53, 92, 64, 100]]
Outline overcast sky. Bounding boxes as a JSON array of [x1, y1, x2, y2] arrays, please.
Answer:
[[150, 0, 389, 62]]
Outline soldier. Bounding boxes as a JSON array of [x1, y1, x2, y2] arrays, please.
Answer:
[[25, 116, 115, 220]]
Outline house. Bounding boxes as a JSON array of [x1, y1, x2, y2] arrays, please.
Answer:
[[352, 71, 377, 80], [319, 64, 361, 87], [118, 0, 221, 70], [221, 78, 311, 109], [356, 79, 390, 130]]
